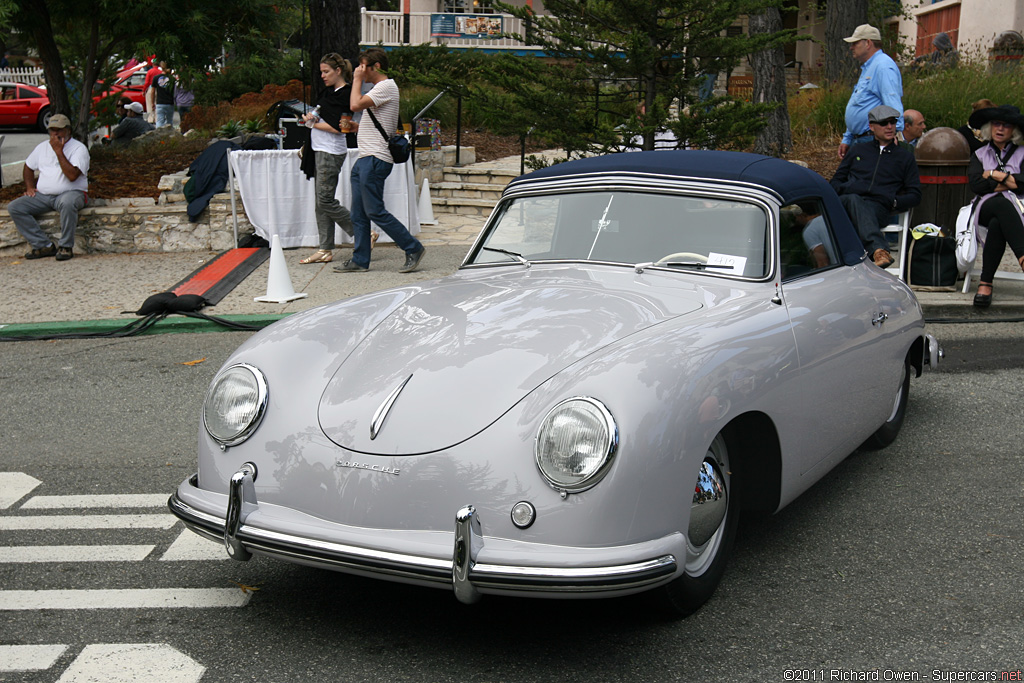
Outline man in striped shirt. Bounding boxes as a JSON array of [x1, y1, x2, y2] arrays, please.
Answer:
[[336, 47, 426, 274]]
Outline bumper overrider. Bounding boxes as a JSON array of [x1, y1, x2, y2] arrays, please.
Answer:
[[168, 464, 679, 604]]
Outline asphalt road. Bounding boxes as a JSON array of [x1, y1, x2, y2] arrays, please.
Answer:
[[1, 324, 1022, 681], [1, 130, 46, 187]]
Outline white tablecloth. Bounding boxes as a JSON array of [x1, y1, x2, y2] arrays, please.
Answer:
[[228, 148, 419, 249]]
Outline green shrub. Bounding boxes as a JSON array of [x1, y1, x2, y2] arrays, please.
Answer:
[[903, 61, 1024, 129]]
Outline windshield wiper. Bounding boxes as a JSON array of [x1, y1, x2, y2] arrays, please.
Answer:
[[634, 261, 734, 273], [482, 246, 531, 268]]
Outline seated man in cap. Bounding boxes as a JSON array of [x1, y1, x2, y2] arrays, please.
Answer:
[[830, 104, 921, 269], [110, 101, 154, 146], [6, 114, 90, 261]]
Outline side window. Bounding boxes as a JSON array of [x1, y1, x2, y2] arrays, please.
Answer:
[[780, 199, 839, 280], [18, 87, 42, 99], [1, 85, 16, 101]]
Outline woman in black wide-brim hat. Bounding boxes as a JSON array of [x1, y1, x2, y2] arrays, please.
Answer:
[[966, 104, 1024, 307]]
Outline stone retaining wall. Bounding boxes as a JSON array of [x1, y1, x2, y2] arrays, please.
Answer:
[[0, 144, 473, 257], [0, 170, 252, 258]]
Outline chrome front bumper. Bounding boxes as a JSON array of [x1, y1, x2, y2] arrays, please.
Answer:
[[168, 465, 678, 604]]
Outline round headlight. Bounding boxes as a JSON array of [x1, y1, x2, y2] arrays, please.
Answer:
[[203, 363, 268, 446], [535, 397, 617, 492]]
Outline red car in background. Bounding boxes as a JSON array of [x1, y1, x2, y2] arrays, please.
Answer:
[[0, 82, 52, 132], [0, 64, 152, 132], [101, 63, 151, 110]]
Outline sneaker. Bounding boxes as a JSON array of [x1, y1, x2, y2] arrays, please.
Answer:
[[333, 260, 368, 273], [872, 248, 893, 268], [25, 242, 57, 259], [399, 246, 426, 273], [55, 247, 74, 261]]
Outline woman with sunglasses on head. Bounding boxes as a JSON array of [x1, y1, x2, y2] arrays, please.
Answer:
[[299, 53, 361, 264], [966, 104, 1024, 307]]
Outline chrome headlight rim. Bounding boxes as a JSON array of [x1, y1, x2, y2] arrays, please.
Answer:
[[534, 396, 618, 494], [203, 363, 269, 447]]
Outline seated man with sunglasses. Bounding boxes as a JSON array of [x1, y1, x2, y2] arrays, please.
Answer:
[[830, 105, 921, 269]]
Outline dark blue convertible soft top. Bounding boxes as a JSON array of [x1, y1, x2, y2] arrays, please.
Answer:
[[512, 151, 865, 266]]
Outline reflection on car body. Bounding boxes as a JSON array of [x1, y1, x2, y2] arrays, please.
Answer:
[[170, 150, 940, 616]]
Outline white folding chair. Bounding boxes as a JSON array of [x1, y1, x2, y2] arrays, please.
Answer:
[[881, 210, 912, 281]]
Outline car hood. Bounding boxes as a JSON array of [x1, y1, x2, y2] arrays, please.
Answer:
[[318, 267, 703, 455]]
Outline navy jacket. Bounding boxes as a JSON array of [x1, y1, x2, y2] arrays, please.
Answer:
[[830, 139, 921, 213]]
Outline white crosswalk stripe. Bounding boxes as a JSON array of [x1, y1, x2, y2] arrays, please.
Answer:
[[161, 529, 232, 561], [0, 513, 178, 530], [1, 544, 156, 563], [57, 643, 205, 682], [0, 588, 251, 610], [0, 644, 68, 672], [0, 472, 41, 509], [21, 493, 169, 509]]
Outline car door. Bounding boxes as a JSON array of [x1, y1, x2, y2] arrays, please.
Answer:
[[0, 85, 20, 125], [776, 201, 890, 474]]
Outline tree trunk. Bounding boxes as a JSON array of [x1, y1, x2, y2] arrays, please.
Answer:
[[21, 2, 71, 122], [750, 8, 792, 157], [825, 0, 868, 84], [308, 0, 362, 100]]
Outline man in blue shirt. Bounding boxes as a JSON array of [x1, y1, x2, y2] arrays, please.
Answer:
[[838, 24, 904, 161]]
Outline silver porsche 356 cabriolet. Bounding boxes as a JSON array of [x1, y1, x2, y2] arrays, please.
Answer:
[[170, 150, 940, 615]]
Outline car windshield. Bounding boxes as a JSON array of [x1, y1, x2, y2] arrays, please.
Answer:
[[468, 190, 770, 278]]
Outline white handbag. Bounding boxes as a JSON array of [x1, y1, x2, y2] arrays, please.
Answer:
[[954, 202, 977, 273]]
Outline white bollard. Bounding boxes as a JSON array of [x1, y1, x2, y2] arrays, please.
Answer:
[[254, 234, 308, 303], [418, 178, 437, 225]]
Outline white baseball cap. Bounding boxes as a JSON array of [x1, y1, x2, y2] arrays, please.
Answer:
[[124, 102, 144, 114]]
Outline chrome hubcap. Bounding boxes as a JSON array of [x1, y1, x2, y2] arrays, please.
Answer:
[[686, 435, 729, 576]]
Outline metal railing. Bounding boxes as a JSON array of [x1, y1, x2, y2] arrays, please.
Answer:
[[360, 10, 545, 51]]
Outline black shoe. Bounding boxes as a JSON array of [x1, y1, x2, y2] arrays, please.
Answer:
[[399, 246, 426, 273], [333, 260, 368, 273], [55, 246, 74, 261], [973, 283, 993, 308], [25, 242, 57, 259]]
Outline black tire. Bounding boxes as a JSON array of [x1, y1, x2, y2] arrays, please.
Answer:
[[652, 432, 740, 617], [860, 355, 911, 451], [36, 106, 51, 133]]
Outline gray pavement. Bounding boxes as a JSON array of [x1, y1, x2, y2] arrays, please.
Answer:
[[3, 196, 1024, 332]]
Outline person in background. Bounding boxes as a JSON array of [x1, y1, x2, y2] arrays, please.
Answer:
[[335, 47, 425, 274], [831, 104, 921, 269], [298, 53, 358, 265], [901, 109, 926, 147], [151, 62, 175, 128], [7, 114, 90, 262], [174, 78, 194, 121], [966, 104, 1024, 307], [838, 24, 904, 160], [958, 98, 995, 154], [795, 202, 836, 269], [142, 61, 163, 125], [110, 102, 153, 146]]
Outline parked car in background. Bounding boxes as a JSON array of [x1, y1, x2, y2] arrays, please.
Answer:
[[100, 62, 151, 111], [0, 82, 51, 132], [170, 150, 941, 617]]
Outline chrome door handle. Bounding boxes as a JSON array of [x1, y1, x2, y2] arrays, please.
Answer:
[[872, 312, 888, 326]]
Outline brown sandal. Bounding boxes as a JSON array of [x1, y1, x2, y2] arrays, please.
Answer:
[[299, 249, 333, 264], [370, 232, 380, 249]]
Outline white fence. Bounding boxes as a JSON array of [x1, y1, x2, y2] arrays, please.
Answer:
[[361, 10, 544, 51], [0, 68, 46, 86]]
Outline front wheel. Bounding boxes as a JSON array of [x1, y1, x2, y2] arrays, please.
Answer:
[[860, 356, 910, 451], [36, 106, 51, 133], [652, 432, 740, 617]]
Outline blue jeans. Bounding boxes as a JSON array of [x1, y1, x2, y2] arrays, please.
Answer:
[[156, 104, 174, 128], [349, 155, 422, 268], [8, 190, 87, 249]]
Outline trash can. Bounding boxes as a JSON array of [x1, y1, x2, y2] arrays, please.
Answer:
[[914, 127, 972, 234], [989, 30, 1023, 73]]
